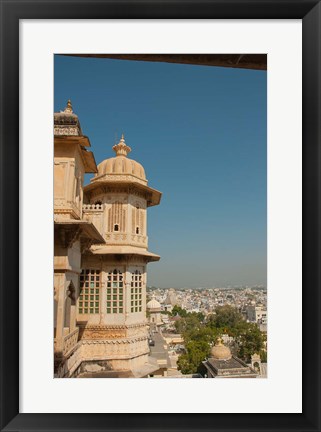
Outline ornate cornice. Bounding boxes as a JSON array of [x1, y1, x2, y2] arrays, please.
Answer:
[[78, 323, 148, 330], [80, 336, 148, 345]]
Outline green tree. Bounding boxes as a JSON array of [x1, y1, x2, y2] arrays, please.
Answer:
[[177, 340, 210, 374], [210, 305, 244, 328], [235, 322, 264, 362], [174, 313, 200, 334], [171, 305, 188, 317], [259, 349, 267, 363]]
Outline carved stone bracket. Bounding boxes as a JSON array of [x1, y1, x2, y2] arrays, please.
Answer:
[[80, 237, 94, 253], [57, 226, 81, 249]]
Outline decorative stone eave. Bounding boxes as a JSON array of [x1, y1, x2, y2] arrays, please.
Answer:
[[88, 245, 160, 262], [54, 220, 105, 248], [79, 148, 98, 174], [84, 181, 162, 207], [54, 135, 91, 148], [92, 172, 148, 186]]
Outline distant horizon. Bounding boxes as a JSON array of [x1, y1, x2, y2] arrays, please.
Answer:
[[147, 285, 267, 290], [55, 55, 267, 287]]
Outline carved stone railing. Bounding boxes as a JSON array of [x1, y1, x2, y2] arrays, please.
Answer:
[[63, 327, 79, 356], [83, 203, 103, 211]]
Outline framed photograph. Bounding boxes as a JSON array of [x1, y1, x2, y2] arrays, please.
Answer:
[[1, 1, 320, 431]]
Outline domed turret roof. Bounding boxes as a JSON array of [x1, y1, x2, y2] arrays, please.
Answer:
[[210, 338, 232, 360], [95, 135, 146, 182], [147, 296, 161, 310], [54, 100, 83, 137]]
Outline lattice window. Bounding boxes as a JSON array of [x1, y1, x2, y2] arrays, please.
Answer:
[[106, 269, 124, 314], [131, 270, 143, 313], [79, 269, 100, 314], [108, 201, 126, 232]]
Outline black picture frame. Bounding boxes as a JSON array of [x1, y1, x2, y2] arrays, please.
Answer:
[[0, 1, 320, 431]]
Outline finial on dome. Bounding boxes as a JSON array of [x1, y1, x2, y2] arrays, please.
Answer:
[[217, 337, 223, 346], [112, 133, 132, 157], [63, 99, 73, 114]]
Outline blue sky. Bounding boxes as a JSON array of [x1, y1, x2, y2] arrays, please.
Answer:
[[54, 55, 267, 288]]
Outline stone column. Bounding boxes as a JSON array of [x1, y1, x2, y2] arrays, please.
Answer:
[[125, 266, 131, 318], [55, 273, 66, 353], [100, 270, 107, 323], [142, 264, 147, 316]]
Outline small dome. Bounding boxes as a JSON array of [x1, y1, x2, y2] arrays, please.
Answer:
[[210, 338, 232, 360], [147, 297, 161, 310], [96, 135, 146, 181], [97, 157, 146, 180]]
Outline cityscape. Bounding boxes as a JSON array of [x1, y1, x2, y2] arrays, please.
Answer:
[[54, 54, 267, 379], [144, 286, 267, 378]]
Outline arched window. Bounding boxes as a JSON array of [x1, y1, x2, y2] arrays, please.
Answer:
[[132, 204, 144, 235], [130, 270, 143, 313], [106, 269, 124, 314], [108, 201, 126, 232]]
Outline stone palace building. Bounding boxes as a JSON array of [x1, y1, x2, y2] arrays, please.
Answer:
[[54, 101, 162, 377]]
